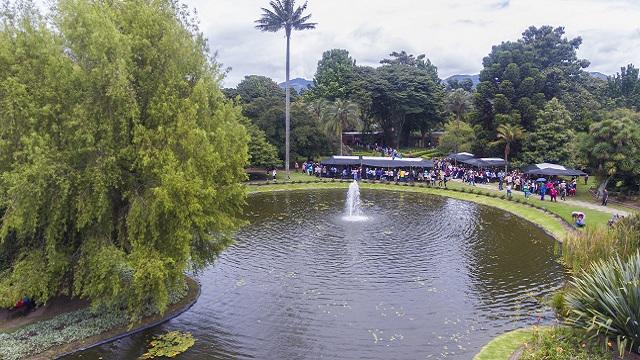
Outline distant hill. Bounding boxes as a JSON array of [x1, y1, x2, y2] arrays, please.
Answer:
[[589, 71, 609, 81], [279, 78, 313, 93]]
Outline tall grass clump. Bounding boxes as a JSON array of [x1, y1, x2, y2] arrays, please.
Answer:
[[563, 214, 640, 270], [565, 251, 640, 356]]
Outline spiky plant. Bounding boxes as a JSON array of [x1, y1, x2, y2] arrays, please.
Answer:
[[565, 251, 640, 356]]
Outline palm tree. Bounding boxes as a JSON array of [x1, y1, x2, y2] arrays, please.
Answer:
[[493, 123, 525, 174], [324, 100, 360, 155], [307, 98, 328, 123], [256, 0, 316, 180], [445, 89, 472, 161]]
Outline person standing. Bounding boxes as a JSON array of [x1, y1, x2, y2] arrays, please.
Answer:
[[560, 181, 567, 201], [272, 168, 277, 181], [523, 182, 530, 200], [602, 189, 609, 206]]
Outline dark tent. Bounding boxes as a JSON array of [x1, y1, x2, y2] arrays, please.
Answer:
[[320, 156, 433, 168], [460, 157, 507, 168], [361, 158, 433, 168], [320, 157, 362, 166], [522, 163, 586, 177]]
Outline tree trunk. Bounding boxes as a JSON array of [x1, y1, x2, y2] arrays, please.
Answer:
[[339, 123, 343, 156], [597, 175, 612, 198], [504, 143, 509, 174], [285, 33, 291, 180]]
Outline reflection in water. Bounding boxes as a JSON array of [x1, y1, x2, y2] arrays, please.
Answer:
[[66, 189, 564, 360]]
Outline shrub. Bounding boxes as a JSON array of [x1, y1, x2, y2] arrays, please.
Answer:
[[565, 251, 640, 355], [520, 326, 610, 360], [563, 214, 640, 270]]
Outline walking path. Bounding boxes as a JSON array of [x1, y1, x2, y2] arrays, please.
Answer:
[[460, 180, 630, 217]]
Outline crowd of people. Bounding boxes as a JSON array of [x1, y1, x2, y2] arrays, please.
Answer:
[[294, 158, 584, 202]]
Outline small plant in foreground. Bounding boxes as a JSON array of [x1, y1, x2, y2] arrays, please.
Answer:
[[565, 251, 640, 356]]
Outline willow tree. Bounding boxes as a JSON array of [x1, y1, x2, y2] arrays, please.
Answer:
[[255, 0, 316, 179], [0, 0, 248, 320]]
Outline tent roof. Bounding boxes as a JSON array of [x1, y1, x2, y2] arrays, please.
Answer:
[[448, 152, 475, 161], [460, 157, 507, 168], [522, 163, 586, 176], [320, 156, 433, 168]]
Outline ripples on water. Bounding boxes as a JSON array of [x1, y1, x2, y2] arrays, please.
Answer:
[[66, 189, 565, 360]]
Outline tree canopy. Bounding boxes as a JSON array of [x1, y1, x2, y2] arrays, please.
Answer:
[[0, 0, 248, 320]]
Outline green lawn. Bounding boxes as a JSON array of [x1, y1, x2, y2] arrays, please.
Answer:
[[473, 328, 535, 360]]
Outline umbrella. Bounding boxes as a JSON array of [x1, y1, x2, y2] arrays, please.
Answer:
[[536, 178, 546, 182]]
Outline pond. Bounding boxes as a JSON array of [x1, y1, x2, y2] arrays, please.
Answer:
[[66, 188, 565, 360]]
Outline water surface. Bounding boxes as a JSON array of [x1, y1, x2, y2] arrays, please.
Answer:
[[67, 189, 564, 360]]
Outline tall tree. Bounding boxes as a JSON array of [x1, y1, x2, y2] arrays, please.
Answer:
[[324, 99, 360, 155], [607, 64, 640, 111], [256, 0, 316, 179], [473, 26, 591, 155], [493, 123, 525, 173], [522, 98, 575, 165], [438, 120, 476, 154], [579, 109, 640, 195], [445, 89, 473, 156], [0, 0, 248, 320], [308, 49, 355, 101]]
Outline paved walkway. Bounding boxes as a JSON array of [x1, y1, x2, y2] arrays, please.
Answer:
[[457, 180, 630, 216]]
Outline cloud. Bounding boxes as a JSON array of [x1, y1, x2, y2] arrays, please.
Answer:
[[184, 0, 640, 86]]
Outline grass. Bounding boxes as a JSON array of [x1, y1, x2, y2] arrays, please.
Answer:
[[473, 328, 535, 360]]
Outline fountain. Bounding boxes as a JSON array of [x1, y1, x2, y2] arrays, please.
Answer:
[[343, 181, 367, 222]]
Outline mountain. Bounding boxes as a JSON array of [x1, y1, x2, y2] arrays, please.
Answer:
[[588, 71, 609, 81], [279, 78, 313, 93], [443, 74, 480, 88]]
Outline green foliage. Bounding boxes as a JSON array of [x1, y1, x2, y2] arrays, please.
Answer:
[[579, 108, 640, 193], [438, 120, 475, 154], [243, 119, 281, 168], [473, 26, 597, 155], [519, 327, 610, 360], [0, 0, 247, 320], [324, 99, 360, 154], [565, 251, 640, 355], [522, 98, 575, 165], [233, 75, 284, 103], [308, 49, 355, 101], [140, 331, 195, 359], [563, 214, 640, 270], [0, 283, 188, 360], [363, 61, 445, 147], [607, 64, 640, 111]]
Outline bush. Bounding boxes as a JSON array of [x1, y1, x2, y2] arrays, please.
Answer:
[[563, 214, 640, 270], [520, 326, 610, 360], [565, 251, 640, 355]]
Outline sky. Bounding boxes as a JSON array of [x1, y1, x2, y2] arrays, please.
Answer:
[[185, 0, 640, 87]]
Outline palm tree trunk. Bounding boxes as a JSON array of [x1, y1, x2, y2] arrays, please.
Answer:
[[504, 143, 509, 174], [339, 123, 343, 156], [285, 33, 291, 180]]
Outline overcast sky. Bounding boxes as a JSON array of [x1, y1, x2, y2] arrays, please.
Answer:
[[185, 0, 639, 87]]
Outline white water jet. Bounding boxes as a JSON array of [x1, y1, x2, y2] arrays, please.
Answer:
[[343, 181, 367, 222]]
